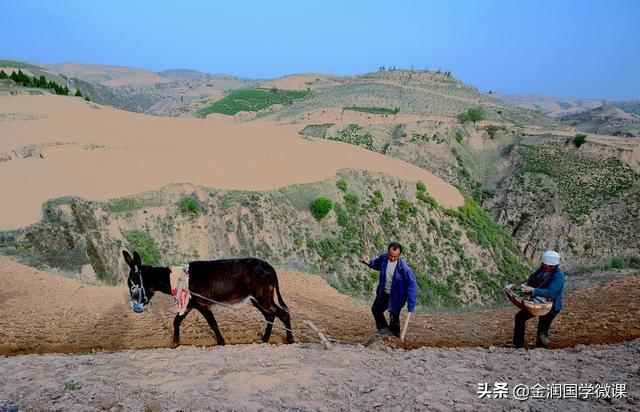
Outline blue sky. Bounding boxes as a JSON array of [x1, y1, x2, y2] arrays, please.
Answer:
[[1, 0, 639, 99]]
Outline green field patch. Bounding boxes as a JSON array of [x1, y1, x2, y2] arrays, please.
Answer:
[[196, 87, 309, 117], [343, 106, 399, 115]]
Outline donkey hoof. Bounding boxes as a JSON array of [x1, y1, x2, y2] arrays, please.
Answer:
[[170, 341, 180, 349]]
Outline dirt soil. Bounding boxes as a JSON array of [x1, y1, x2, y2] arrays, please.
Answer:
[[1, 339, 638, 411], [1, 257, 639, 411], [1, 256, 639, 355]]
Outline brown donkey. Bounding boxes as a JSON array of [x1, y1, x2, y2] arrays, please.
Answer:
[[122, 250, 294, 346]]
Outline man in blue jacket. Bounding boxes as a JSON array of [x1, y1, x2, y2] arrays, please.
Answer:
[[512, 250, 565, 349], [363, 242, 418, 337]]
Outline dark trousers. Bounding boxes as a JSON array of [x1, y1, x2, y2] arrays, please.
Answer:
[[371, 293, 401, 337], [513, 309, 559, 348]]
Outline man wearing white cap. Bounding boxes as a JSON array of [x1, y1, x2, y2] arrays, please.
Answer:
[[512, 250, 565, 349]]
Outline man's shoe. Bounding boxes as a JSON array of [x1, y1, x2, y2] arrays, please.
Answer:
[[535, 334, 550, 348]]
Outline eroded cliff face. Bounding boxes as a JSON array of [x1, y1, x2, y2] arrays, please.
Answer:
[[0, 170, 528, 308], [328, 120, 640, 271], [485, 139, 639, 271]]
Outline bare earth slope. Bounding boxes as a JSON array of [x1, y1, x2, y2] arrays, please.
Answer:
[[0, 94, 462, 229], [1, 257, 639, 411], [1, 256, 638, 355], [1, 340, 638, 411]]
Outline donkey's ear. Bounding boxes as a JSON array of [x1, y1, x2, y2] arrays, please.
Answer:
[[133, 251, 142, 267], [122, 250, 134, 267]]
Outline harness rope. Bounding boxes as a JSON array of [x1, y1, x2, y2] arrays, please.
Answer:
[[132, 271, 394, 346], [187, 290, 323, 343]]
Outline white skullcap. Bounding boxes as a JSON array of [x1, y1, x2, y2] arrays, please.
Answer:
[[541, 250, 560, 266]]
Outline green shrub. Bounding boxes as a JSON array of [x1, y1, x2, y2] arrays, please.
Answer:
[[370, 190, 383, 206], [311, 197, 332, 220], [293, 234, 305, 247], [344, 193, 359, 208], [455, 131, 464, 144], [416, 181, 426, 192], [336, 179, 348, 192], [574, 133, 587, 148], [417, 190, 438, 209], [396, 197, 417, 222], [64, 380, 78, 391], [178, 197, 198, 215], [485, 125, 502, 139], [610, 256, 625, 269], [125, 230, 161, 265]]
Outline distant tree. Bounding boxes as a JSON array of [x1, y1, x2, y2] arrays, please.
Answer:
[[84, 96, 91, 101], [458, 106, 486, 124], [74, 89, 82, 97], [269, 86, 278, 93], [0, 70, 8, 79], [573, 133, 587, 148], [485, 125, 500, 139]]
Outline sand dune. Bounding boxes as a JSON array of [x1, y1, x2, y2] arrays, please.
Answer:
[[0, 94, 463, 229]]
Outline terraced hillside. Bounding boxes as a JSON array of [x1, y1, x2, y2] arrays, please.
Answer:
[[255, 70, 559, 128]]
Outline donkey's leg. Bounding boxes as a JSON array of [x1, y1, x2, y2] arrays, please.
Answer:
[[271, 304, 294, 344], [197, 308, 226, 346], [252, 301, 276, 343], [171, 306, 193, 348]]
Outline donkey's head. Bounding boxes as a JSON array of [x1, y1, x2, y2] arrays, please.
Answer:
[[122, 250, 156, 313]]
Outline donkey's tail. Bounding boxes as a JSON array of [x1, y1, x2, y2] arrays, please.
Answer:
[[275, 279, 289, 312]]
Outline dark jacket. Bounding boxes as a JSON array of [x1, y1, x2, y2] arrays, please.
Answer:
[[368, 253, 418, 312], [526, 266, 565, 312]]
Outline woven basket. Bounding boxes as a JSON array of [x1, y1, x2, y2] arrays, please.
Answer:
[[504, 284, 553, 316]]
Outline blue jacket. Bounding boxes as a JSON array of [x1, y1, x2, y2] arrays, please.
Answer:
[[368, 253, 418, 312], [526, 266, 565, 312]]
